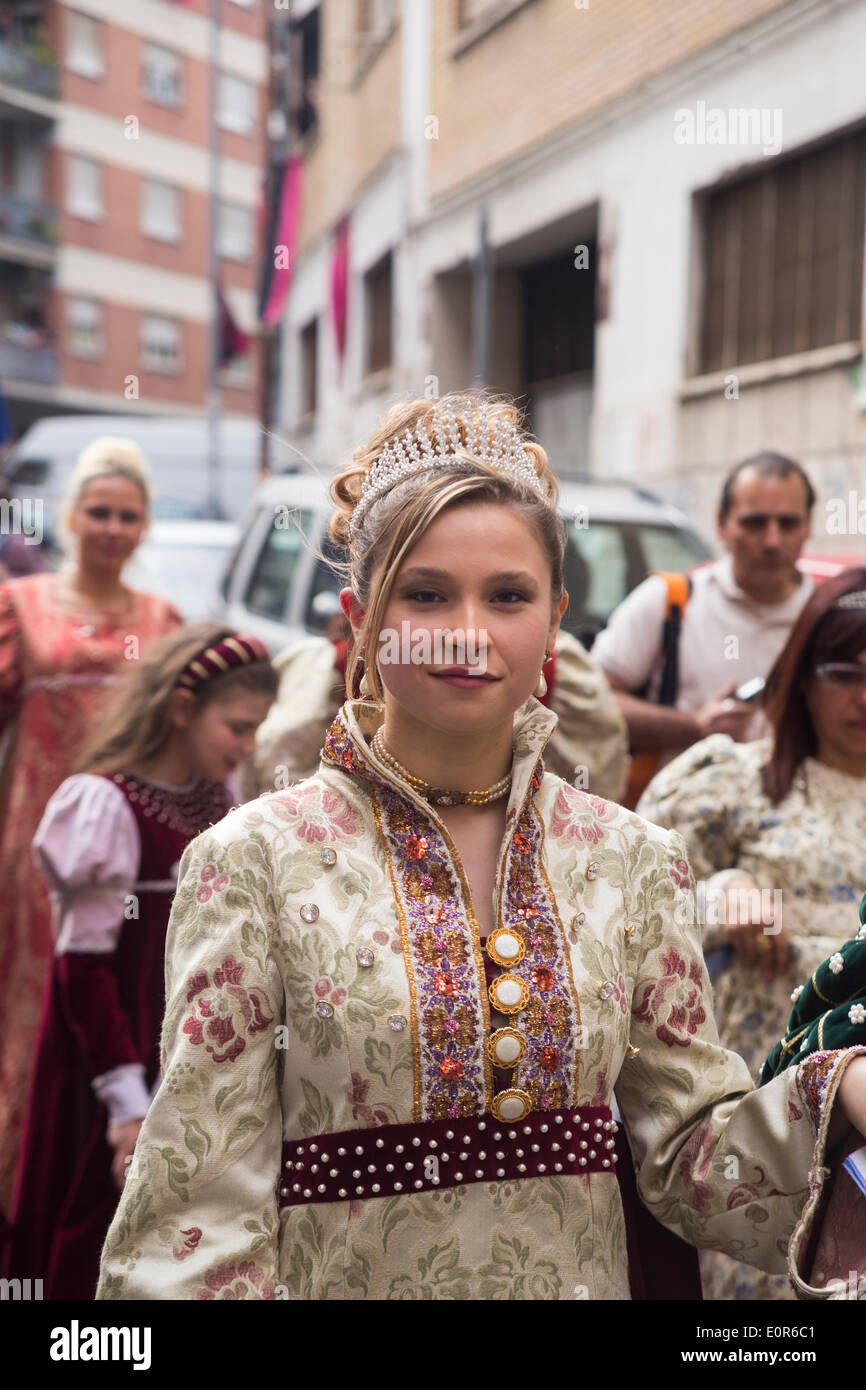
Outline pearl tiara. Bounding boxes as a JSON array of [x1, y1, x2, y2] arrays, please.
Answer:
[[348, 398, 546, 540]]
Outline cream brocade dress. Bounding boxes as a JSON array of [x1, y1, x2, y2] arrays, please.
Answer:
[[97, 703, 861, 1301], [638, 734, 866, 1301]]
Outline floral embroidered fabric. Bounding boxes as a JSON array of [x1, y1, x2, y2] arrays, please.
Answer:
[[96, 699, 861, 1301]]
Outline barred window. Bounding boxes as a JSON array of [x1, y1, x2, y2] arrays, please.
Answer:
[[217, 201, 254, 262], [140, 315, 182, 374], [217, 71, 255, 137], [143, 43, 184, 108], [141, 179, 182, 243], [67, 297, 103, 359], [698, 126, 866, 374], [67, 11, 104, 80], [66, 155, 103, 221]]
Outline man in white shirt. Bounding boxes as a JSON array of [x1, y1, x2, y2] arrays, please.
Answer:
[[591, 452, 816, 768]]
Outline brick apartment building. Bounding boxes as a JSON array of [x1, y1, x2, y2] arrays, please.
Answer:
[[0, 0, 267, 437], [278, 0, 866, 546]]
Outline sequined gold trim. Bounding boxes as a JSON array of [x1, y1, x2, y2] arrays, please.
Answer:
[[535, 810, 583, 1103], [371, 788, 422, 1123], [433, 818, 494, 1112]]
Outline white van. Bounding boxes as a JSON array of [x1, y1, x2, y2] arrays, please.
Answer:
[[215, 471, 714, 653], [3, 414, 265, 530]]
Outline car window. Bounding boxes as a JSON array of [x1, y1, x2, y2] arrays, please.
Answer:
[[244, 510, 312, 621], [636, 524, 711, 576], [562, 520, 630, 637]]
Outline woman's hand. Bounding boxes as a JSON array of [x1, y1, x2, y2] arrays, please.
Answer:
[[720, 874, 792, 981], [107, 1118, 144, 1191], [836, 1055, 866, 1144]]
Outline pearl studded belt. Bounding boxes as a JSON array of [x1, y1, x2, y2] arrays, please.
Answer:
[[278, 1105, 618, 1207]]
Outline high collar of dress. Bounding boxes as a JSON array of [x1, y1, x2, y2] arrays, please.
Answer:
[[322, 696, 559, 823]]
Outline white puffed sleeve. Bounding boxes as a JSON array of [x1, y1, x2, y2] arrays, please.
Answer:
[[33, 774, 140, 955], [33, 774, 149, 1124]]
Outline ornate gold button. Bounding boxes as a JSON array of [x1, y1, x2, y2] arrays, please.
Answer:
[[486, 927, 525, 968], [487, 1027, 526, 1070], [490, 1088, 532, 1122], [488, 973, 530, 1015]]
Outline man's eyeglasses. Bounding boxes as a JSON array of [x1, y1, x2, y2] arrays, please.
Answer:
[[815, 662, 866, 690], [735, 514, 807, 533]]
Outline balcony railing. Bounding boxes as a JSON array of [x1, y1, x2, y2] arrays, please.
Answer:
[[0, 39, 58, 99], [0, 191, 57, 247], [0, 337, 57, 385]]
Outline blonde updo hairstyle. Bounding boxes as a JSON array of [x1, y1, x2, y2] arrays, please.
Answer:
[[61, 436, 153, 552], [329, 391, 567, 702]]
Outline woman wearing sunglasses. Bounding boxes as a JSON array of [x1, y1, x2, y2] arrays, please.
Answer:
[[638, 566, 866, 1299]]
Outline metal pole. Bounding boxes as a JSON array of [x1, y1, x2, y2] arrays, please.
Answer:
[[472, 204, 490, 387], [206, 0, 222, 519]]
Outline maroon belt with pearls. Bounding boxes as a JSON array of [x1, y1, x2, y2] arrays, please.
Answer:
[[278, 1104, 618, 1207]]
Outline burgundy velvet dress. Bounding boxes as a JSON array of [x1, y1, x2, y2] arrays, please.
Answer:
[[3, 770, 232, 1300]]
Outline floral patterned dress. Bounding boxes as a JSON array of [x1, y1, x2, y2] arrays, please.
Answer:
[[0, 573, 181, 1211], [97, 700, 863, 1301], [637, 733, 866, 1300]]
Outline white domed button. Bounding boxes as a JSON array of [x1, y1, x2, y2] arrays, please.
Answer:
[[497, 933, 519, 959], [488, 974, 529, 1014], [487, 928, 525, 967], [491, 1089, 532, 1122], [487, 1028, 526, 1070], [496, 979, 522, 1007], [493, 1031, 522, 1066]]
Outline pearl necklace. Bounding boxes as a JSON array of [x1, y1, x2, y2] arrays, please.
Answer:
[[371, 729, 512, 806]]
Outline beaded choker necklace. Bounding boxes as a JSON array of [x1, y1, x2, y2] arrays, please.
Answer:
[[371, 729, 512, 807]]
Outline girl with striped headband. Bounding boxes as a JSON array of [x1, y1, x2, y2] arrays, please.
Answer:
[[4, 623, 277, 1299]]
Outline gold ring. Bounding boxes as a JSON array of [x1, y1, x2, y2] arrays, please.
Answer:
[[754, 936, 771, 954]]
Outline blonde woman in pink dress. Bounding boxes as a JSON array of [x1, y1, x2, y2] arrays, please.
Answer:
[[0, 438, 181, 1210]]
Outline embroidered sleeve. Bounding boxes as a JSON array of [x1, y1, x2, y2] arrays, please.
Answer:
[[96, 817, 284, 1301], [543, 631, 629, 802], [615, 830, 862, 1280]]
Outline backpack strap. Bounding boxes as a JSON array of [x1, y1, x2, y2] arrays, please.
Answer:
[[653, 571, 692, 708]]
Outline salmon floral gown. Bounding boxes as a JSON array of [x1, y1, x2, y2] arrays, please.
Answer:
[[0, 572, 181, 1210], [97, 699, 864, 1300]]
